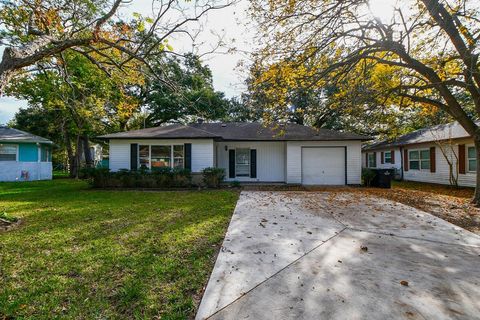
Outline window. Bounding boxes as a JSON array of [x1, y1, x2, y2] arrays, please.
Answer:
[[384, 151, 392, 164], [41, 146, 50, 162], [409, 149, 430, 170], [235, 148, 250, 177], [137, 144, 185, 170], [151, 145, 171, 168], [0, 145, 17, 161], [468, 146, 477, 172], [368, 153, 376, 168], [173, 145, 184, 169], [139, 145, 150, 169]]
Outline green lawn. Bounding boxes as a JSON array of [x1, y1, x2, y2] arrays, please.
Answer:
[[0, 180, 238, 319]]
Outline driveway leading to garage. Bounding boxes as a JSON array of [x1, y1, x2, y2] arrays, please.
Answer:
[[196, 191, 480, 320]]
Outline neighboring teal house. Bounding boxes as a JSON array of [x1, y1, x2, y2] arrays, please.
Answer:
[[0, 126, 53, 181]]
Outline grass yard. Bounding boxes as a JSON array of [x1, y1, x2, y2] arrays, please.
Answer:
[[0, 179, 239, 319]]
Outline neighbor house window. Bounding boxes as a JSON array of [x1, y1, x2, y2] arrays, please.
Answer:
[[468, 146, 477, 172], [368, 153, 376, 168], [151, 145, 171, 168], [235, 148, 250, 177], [0, 145, 17, 161], [384, 151, 392, 164], [41, 146, 50, 162], [138, 145, 185, 170], [409, 149, 430, 170]]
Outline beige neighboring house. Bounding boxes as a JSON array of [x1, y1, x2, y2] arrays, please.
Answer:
[[362, 122, 477, 187]]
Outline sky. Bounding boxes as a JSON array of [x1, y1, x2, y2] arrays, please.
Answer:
[[0, 0, 253, 124]]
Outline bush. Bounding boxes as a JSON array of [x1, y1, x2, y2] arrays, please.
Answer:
[[83, 167, 192, 189], [362, 168, 376, 187], [230, 180, 241, 188], [202, 167, 225, 188]]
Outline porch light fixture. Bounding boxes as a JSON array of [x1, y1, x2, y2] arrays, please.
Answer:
[[224, 146, 228, 151]]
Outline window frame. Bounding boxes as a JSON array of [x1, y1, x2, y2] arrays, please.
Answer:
[[40, 146, 50, 162], [467, 145, 477, 173], [384, 151, 392, 164], [367, 153, 375, 168], [408, 149, 430, 171], [0, 144, 18, 162], [137, 144, 185, 170], [235, 148, 251, 177]]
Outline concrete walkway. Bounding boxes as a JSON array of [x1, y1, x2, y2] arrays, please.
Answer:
[[196, 191, 480, 320]]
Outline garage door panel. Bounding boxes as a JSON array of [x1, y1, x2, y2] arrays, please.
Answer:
[[302, 147, 345, 185]]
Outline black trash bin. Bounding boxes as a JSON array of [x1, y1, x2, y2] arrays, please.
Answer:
[[371, 169, 394, 188]]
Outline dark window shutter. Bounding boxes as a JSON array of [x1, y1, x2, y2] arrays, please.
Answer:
[[381, 152, 384, 164], [404, 149, 409, 171], [459, 144, 466, 174], [184, 143, 192, 171], [130, 144, 138, 171], [373, 152, 377, 167], [430, 146, 436, 173], [229, 149, 235, 178], [250, 149, 257, 178], [391, 149, 395, 164], [366, 152, 369, 167]]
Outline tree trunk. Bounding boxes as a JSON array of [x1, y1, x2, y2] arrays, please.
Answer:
[[473, 136, 480, 206], [82, 135, 94, 168]]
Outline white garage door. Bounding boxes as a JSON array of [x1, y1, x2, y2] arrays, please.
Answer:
[[301, 147, 346, 185]]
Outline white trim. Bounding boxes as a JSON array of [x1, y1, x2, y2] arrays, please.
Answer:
[[408, 148, 430, 171], [384, 151, 392, 164], [467, 144, 476, 173], [137, 143, 185, 170]]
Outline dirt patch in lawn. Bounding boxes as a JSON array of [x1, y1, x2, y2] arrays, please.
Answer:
[[0, 218, 22, 232]]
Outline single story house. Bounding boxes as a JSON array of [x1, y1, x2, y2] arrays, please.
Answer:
[[99, 122, 370, 185], [0, 126, 53, 182], [362, 122, 477, 187]]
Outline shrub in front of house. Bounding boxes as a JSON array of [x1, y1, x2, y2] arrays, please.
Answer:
[[202, 167, 225, 188], [84, 167, 192, 188], [362, 168, 376, 187]]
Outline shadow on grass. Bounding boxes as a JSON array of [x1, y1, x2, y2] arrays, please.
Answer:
[[0, 179, 238, 319]]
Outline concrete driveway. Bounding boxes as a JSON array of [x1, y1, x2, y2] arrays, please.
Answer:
[[196, 191, 480, 320]]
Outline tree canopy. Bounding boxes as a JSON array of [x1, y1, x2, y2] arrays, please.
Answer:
[[249, 0, 480, 203]]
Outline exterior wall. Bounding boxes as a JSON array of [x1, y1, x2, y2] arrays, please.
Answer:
[[215, 141, 286, 182], [403, 138, 476, 188], [0, 162, 52, 181], [362, 148, 402, 171], [19, 143, 39, 162], [109, 139, 214, 173], [286, 140, 362, 185], [0, 143, 52, 182]]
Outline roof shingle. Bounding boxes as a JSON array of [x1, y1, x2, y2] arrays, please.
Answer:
[[0, 126, 53, 144], [99, 122, 371, 141]]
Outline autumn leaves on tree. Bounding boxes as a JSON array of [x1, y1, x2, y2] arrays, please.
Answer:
[[248, 0, 480, 204]]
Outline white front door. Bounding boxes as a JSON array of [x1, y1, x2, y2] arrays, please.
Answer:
[[301, 147, 346, 185]]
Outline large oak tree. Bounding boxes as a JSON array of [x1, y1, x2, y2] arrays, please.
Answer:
[[250, 0, 480, 204]]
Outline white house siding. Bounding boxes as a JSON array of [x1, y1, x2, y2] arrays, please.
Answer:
[[109, 139, 214, 173], [286, 141, 362, 185], [215, 141, 286, 182], [362, 148, 402, 171], [403, 138, 476, 188], [0, 162, 52, 182]]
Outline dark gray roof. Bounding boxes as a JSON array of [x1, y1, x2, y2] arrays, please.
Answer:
[[0, 126, 53, 144], [99, 122, 371, 141], [363, 121, 474, 151]]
